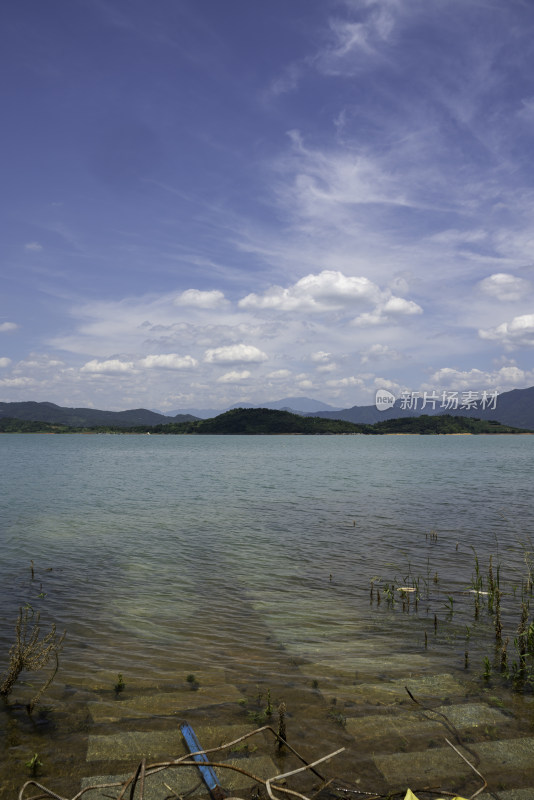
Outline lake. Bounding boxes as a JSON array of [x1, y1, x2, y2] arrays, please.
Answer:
[[1, 433, 534, 797]]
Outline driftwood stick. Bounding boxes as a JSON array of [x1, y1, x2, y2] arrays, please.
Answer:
[[444, 738, 488, 798], [17, 782, 67, 800], [265, 748, 345, 800], [20, 726, 337, 800]]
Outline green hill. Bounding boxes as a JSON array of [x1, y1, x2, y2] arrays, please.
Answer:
[[0, 409, 529, 435]]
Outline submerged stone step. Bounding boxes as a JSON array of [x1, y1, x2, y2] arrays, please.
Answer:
[[87, 729, 185, 762], [88, 684, 244, 723], [479, 790, 534, 799], [305, 652, 430, 681], [83, 724, 278, 799], [333, 672, 467, 707], [345, 702, 509, 748], [374, 736, 534, 790], [81, 752, 279, 800], [86, 721, 271, 765], [80, 769, 198, 800]]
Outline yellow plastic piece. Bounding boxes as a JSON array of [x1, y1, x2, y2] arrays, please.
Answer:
[[404, 792, 469, 800]]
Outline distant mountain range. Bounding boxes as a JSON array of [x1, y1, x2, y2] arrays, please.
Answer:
[[305, 385, 534, 430], [1, 386, 533, 429], [165, 396, 343, 418], [0, 401, 196, 428]]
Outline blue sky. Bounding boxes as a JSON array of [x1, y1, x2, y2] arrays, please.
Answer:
[[2, 0, 534, 412]]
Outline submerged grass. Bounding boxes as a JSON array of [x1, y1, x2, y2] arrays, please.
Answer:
[[371, 540, 534, 693]]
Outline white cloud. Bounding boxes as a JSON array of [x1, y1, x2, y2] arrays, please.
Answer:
[[139, 354, 198, 370], [0, 376, 35, 387], [174, 289, 227, 309], [316, 6, 396, 75], [361, 344, 402, 364], [298, 379, 313, 389], [268, 369, 291, 378], [0, 357, 12, 368], [239, 270, 380, 312], [311, 350, 332, 362], [204, 344, 268, 364], [316, 362, 337, 373], [479, 314, 534, 348], [0, 322, 18, 332], [426, 365, 534, 392], [478, 273, 531, 302], [326, 376, 364, 388], [24, 242, 43, 251], [216, 370, 251, 383], [382, 296, 423, 316], [80, 359, 136, 374]]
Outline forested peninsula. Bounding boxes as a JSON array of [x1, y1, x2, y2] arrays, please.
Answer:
[[0, 407, 529, 435]]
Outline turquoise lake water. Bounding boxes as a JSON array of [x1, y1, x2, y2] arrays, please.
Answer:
[[1, 433, 534, 794]]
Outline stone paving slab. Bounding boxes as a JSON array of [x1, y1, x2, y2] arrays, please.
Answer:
[[479, 790, 534, 800], [82, 754, 278, 798], [304, 653, 430, 680], [81, 769, 200, 800], [337, 673, 467, 707], [88, 684, 244, 722], [374, 737, 534, 788], [87, 729, 186, 762], [87, 723, 264, 764], [346, 703, 508, 745]]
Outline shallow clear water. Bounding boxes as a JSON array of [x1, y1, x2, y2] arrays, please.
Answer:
[[1, 433, 534, 796]]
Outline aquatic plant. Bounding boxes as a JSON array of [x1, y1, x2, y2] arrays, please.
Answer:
[[25, 753, 42, 777], [265, 688, 273, 718], [277, 701, 287, 752], [0, 606, 65, 714], [186, 673, 199, 690]]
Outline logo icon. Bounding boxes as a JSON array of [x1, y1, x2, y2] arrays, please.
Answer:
[[375, 389, 395, 412]]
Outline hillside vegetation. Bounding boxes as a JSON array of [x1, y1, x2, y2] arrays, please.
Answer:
[[0, 409, 529, 435]]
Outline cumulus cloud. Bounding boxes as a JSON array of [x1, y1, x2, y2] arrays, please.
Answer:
[[24, 242, 43, 251], [0, 376, 35, 387], [311, 350, 332, 362], [382, 296, 423, 315], [175, 289, 227, 309], [0, 357, 12, 368], [268, 369, 291, 378], [216, 370, 251, 383], [316, 362, 337, 373], [326, 376, 364, 388], [139, 354, 198, 369], [479, 314, 534, 347], [80, 359, 136, 374], [239, 270, 380, 313], [478, 273, 531, 301], [352, 294, 423, 326], [361, 344, 402, 364], [204, 344, 268, 364], [0, 322, 18, 332], [426, 365, 534, 392]]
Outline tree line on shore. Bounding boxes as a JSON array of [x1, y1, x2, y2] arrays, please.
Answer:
[[0, 407, 529, 435]]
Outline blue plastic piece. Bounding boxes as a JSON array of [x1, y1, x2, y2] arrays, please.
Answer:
[[180, 721, 222, 795]]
